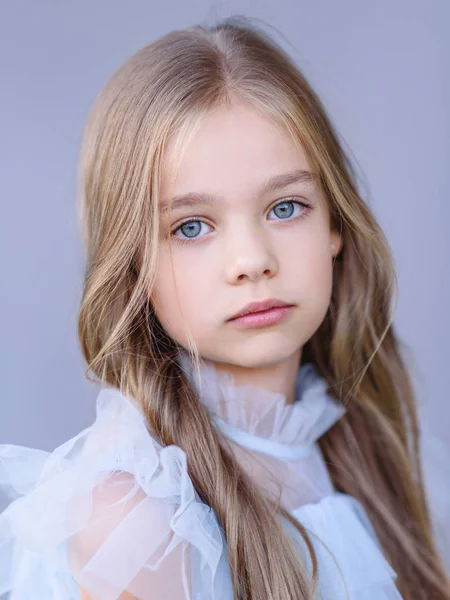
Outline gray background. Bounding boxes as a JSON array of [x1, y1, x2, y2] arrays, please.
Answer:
[[0, 0, 449, 575]]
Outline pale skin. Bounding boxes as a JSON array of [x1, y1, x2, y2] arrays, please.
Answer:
[[152, 99, 342, 405], [79, 100, 342, 599]]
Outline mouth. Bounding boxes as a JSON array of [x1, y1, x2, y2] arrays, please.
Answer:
[[227, 298, 295, 328]]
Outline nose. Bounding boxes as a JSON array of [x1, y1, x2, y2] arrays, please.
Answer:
[[224, 224, 278, 284]]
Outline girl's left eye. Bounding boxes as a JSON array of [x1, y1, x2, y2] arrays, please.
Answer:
[[170, 198, 311, 243], [267, 198, 310, 221]]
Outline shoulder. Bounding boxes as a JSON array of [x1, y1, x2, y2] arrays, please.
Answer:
[[68, 469, 191, 598], [0, 387, 229, 599]]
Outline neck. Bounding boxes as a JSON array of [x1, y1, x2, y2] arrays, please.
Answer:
[[210, 347, 302, 406]]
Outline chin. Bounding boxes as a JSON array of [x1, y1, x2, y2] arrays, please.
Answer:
[[211, 337, 302, 369]]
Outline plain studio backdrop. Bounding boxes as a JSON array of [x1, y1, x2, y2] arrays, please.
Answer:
[[0, 0, 449, 585]]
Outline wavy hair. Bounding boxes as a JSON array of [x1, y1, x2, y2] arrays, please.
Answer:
[[77, 15, 450, 599]]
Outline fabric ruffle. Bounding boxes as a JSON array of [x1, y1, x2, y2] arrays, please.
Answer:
[[0, 388, 233, 599], [0, 368, 402, 599], [179, 355, 347, 447], [179, 356, 350, 510]]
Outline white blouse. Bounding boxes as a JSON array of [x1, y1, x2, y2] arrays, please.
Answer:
[[0, 356, 404, 599]]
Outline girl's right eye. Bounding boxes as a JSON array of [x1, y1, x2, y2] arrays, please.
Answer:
[[171, 220, 213, 243]]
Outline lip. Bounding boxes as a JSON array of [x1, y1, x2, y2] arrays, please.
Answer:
[[227, 298, 294, 321], [227, 305, 295, 329]]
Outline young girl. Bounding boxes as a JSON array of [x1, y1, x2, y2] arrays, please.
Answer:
[[0, 15, 449, 600]]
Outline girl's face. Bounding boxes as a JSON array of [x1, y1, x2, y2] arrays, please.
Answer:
[[151, 101, 341, 369]]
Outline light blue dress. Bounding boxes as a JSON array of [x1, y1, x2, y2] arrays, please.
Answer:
[[0, 357, 404, 599]]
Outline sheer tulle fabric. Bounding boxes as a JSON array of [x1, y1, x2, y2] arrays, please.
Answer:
[[0, 390, 232, 599], [180, 357, 348, 510], [0, 360, 405, 598]]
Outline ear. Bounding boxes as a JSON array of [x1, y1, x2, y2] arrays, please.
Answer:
[[330, 230, 343, 257]]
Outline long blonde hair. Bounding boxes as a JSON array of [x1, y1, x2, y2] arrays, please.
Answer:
[[77, 15, 450, 599]]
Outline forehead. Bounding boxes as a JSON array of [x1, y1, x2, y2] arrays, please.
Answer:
[[159, 102, 314, 200]]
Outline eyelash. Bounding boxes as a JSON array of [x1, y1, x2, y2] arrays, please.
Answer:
[[170, 198, 312, 244]]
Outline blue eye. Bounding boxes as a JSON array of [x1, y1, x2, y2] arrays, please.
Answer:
[[268, 199, 309, 220], [172, 220, 212, 242], [272, 201, 295, 219], [179, 221, 202, 238], [171, 198, 311, 243]]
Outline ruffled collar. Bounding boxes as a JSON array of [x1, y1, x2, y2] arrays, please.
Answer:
[[178, 353, 346, 461]]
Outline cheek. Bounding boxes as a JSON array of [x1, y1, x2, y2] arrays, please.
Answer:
[[150, 252, 213, 343], [285, 235, 334, 302]]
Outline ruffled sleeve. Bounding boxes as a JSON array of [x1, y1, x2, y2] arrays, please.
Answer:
[[0, 388, 233, 599]]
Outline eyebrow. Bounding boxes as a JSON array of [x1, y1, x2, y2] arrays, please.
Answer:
[[160, 168, 319, 213]]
